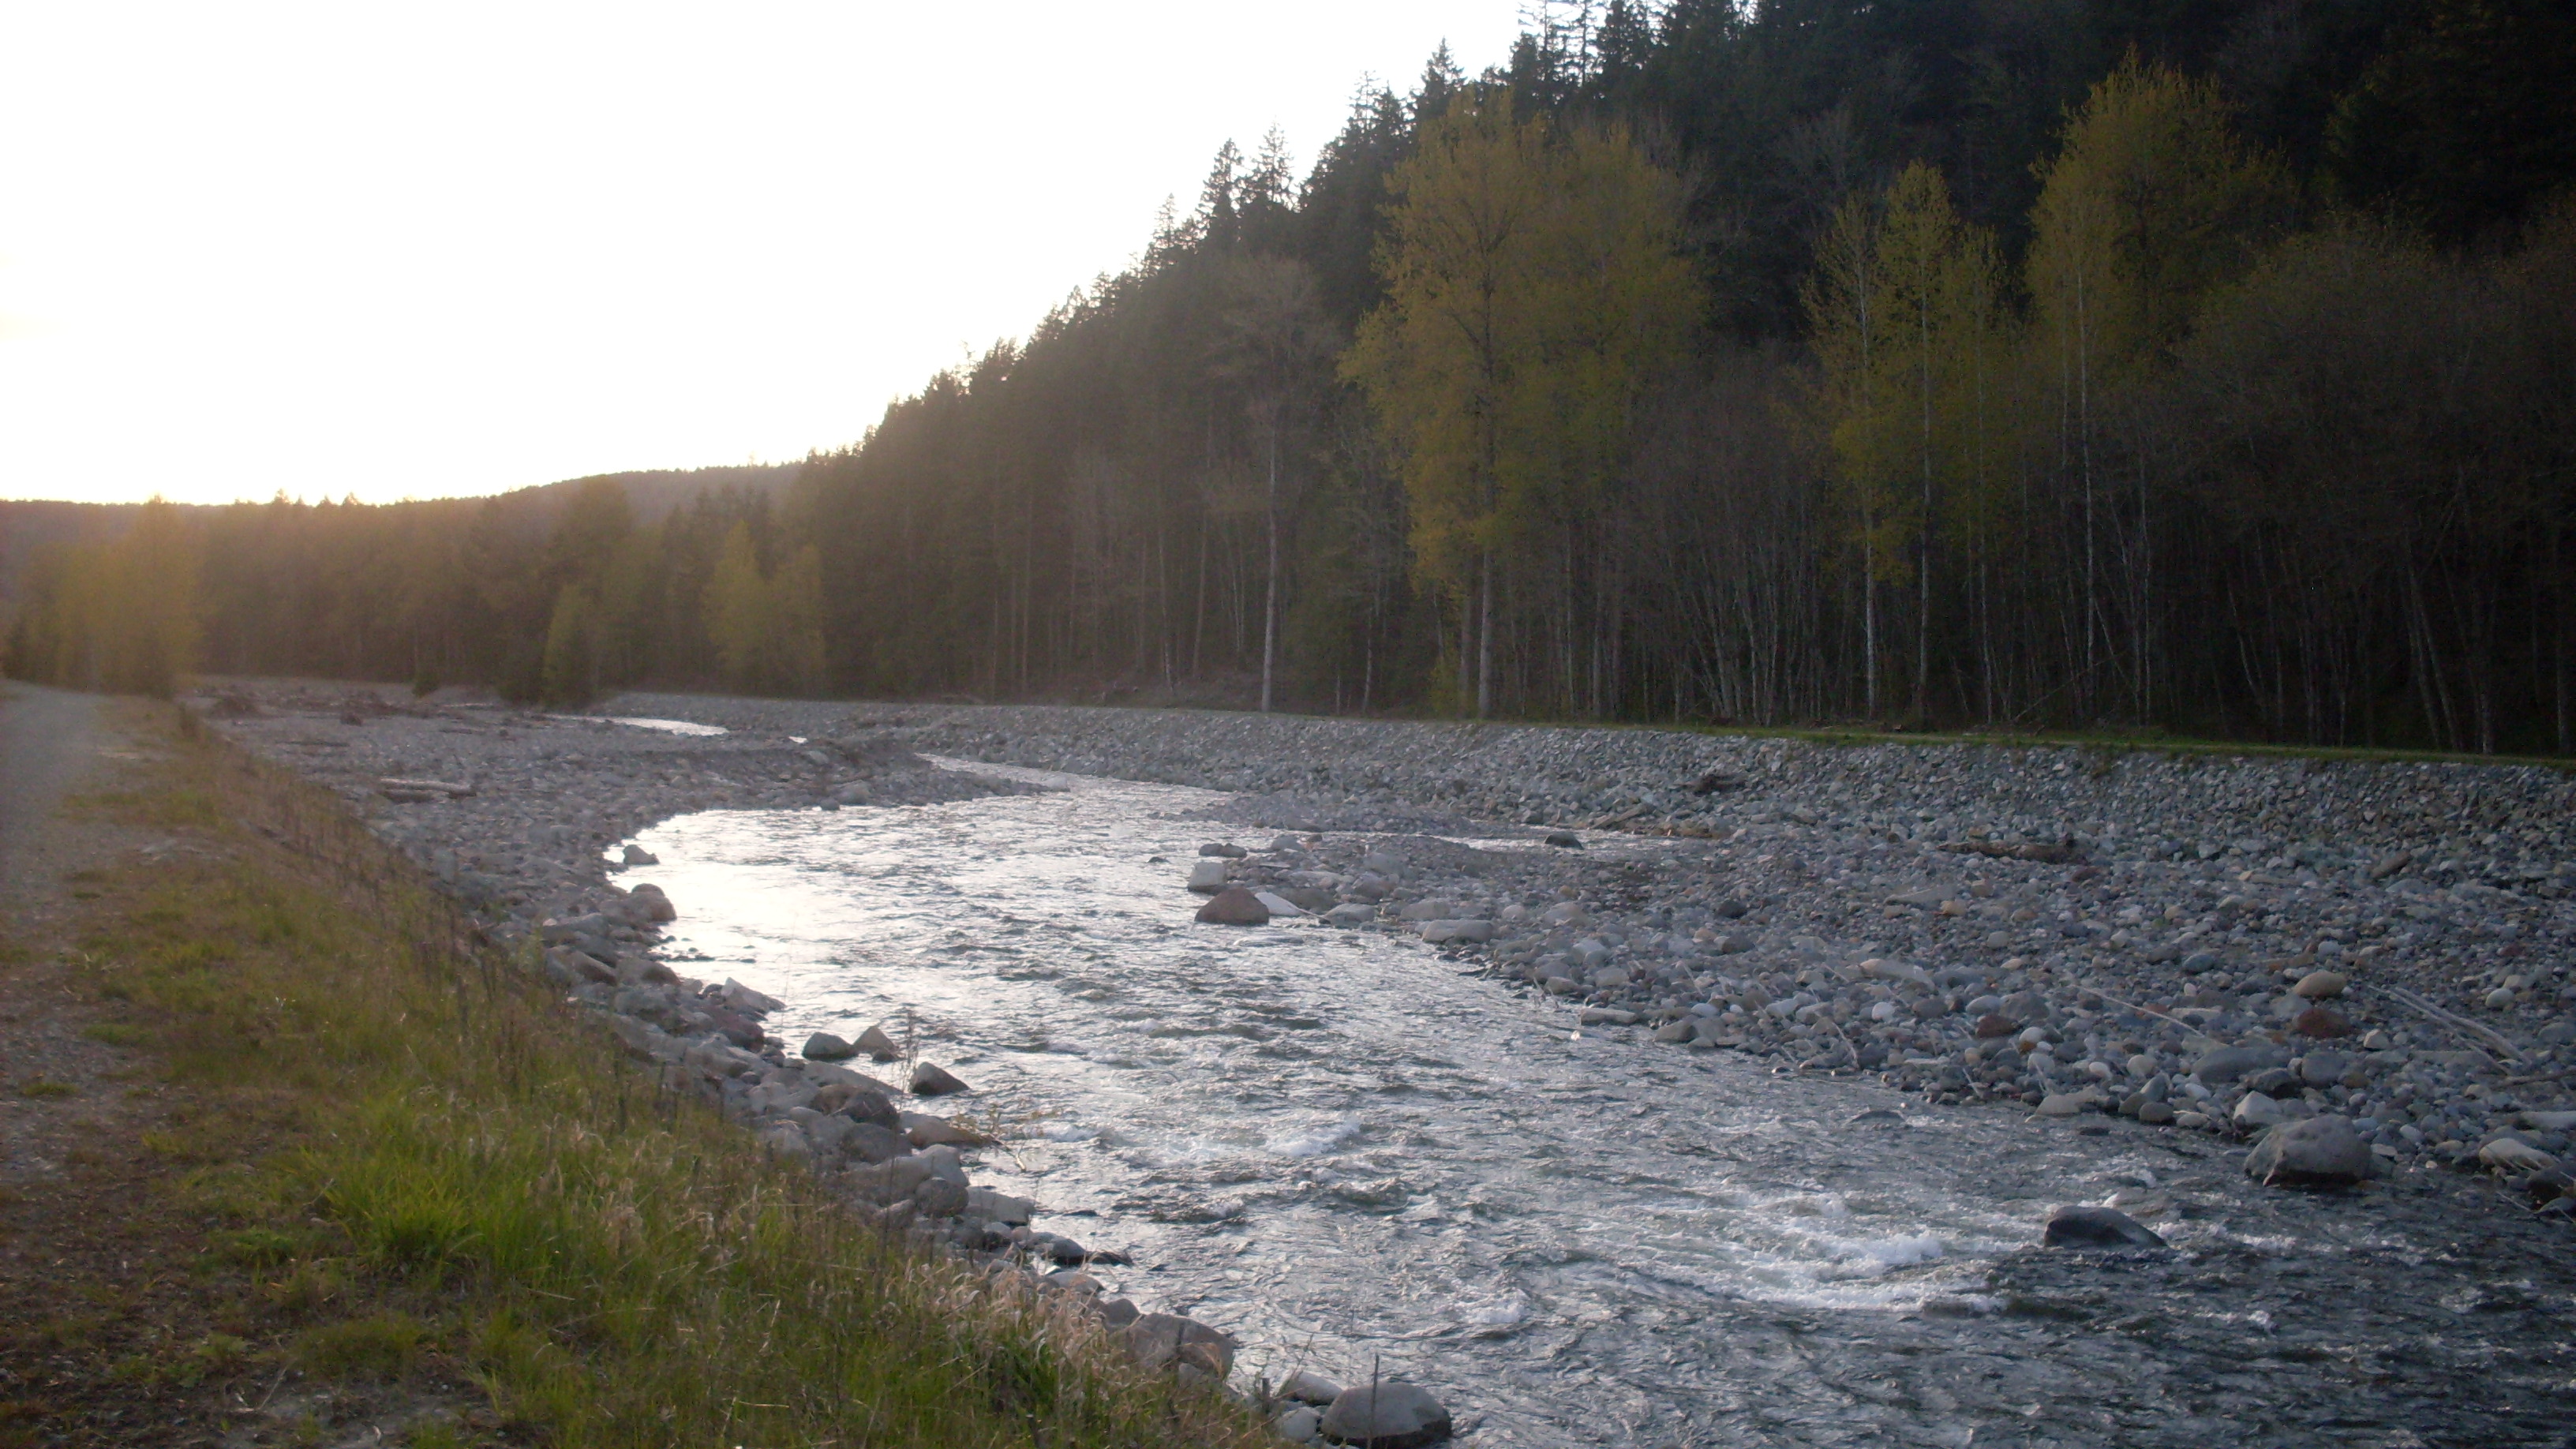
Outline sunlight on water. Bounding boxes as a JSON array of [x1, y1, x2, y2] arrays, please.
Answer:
[[616, 758, 2573, 1447]]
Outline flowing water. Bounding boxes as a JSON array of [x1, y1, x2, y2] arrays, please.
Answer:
[[624, 760, 2575, 1448]]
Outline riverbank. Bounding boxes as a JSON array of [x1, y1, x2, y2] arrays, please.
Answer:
[[178, 680, 2576, 1443], [198, 678, 2576, 1211], [658, 691, 2576, 1189], [0, 688, 1278, 1447]]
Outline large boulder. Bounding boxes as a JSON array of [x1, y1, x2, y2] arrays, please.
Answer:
[[1320, 1380, 1452, 1447], [909, 1061, 968, 1095], [2041, 1204, 2166, 1249], [853, 1023, 904, 1061], [1195, 887, 1271, 926], [1279, 1369, 1346, 1406], [803, 1032, 859, 1061], [814, 1081, 901, 1129], [2245, 1114, 2374, 1187], [1114, 1313, 1235, 1377], [841, 1121, 911, 1164]]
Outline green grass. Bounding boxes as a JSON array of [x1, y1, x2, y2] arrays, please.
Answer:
[[60, 707, 1271, 1448]]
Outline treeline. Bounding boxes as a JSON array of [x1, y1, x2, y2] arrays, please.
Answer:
[[2, 481, 817, 701], [8, 0, 2574, 753]]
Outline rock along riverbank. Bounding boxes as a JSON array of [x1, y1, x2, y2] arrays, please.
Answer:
[[194, 680, 2576, 1441]]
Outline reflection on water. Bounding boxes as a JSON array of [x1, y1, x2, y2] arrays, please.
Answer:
[[550, 713, 731, 736], [626, 759, 2576, 1447]]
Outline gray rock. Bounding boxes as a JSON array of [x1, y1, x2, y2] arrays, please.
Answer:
[[2243, 1067, 2302, 1097], [803, 1032, 858, 1061], [1279, 1369, 1346, 1406], [965, 1186, 1035, 1224], [616, 953, 679, 987], [1195, 886, 1271, 926], [816, 1081, 901, 1129], [2042, 1204, 2167, 1249], [1326, 903, 1377, 926], [2245, 1114, 2374, 1187], [1275, 1406, 1323, 1443], [913, 1176, 969, 1217], [721, 979, 784, 1015], [841, 1121, 911, 1164], [2297, 1050, 2353, 1086], [627, 882, 676, 922], [909, 1061, 968, 1095], [2233, 1091, 2287, 1128], [2192, 1043, 2286, 1084], [1199, 842, 1249, 858], [1093, 1297, 1141, 1331], [548, 946, 616, 984], [620, 844, 658, 866], [854, 1023, 904, 1061], [1114, 1313, 1236, 1376], [1320, 1380, 1452, 1448], [1419, 919, 1492, 944], [1188, 859, 1230, 893]]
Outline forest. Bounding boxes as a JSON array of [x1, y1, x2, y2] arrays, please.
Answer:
[[8, 0, 2574, 754]]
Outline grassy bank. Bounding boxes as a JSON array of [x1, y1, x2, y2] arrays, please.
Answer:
[[0, 704, 1271, 1447]]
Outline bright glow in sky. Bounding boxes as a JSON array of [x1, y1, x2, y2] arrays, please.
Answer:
[[0, 3, 1508, 505]]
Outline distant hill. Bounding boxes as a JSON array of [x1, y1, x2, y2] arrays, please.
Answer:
[[505, 462, 801, 523], [0, 462, 802, 611]]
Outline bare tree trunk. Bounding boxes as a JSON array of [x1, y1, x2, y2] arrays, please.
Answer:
[[1477, 551, 1492, 719], [1260, 421, 1279, 713]]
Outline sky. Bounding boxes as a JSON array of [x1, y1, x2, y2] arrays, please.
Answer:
[[0, 3, 1512, 506]]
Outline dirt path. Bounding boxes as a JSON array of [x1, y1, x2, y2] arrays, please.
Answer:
[[0, 692, 273, 1446], [0, 682, 117, 915]]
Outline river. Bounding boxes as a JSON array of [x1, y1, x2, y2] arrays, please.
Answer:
[[623, 758, 2574, 1447]]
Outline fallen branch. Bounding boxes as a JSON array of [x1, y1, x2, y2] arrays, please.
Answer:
[[2376, 985, 2525, 1063], [1941, 837, 2081, 864], [2072, 982, 2196, 1034]]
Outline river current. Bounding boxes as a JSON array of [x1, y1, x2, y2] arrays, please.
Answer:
[[623, 758, 2574, 1447]]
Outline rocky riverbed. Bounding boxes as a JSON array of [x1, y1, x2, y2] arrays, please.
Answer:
[[190, 680, 2576, 1443]]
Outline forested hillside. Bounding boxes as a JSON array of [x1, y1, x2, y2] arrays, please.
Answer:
[[9, 0, 2574, 753]]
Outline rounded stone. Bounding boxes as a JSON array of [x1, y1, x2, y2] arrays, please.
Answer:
[[2292, 969, 2348, 1000], [2041, 1204, 2166, 1249], [1195, 886, 1271, 926], [1320, 1380, 1452, 1448]]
